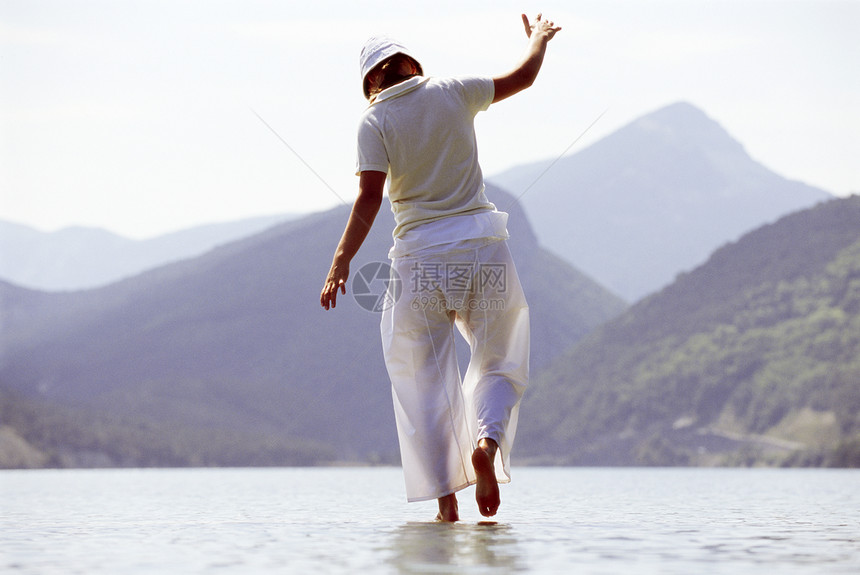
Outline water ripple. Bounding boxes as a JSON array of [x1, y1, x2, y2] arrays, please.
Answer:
[[1, 467, 858, 574]]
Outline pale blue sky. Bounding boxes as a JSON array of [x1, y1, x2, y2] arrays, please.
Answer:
[[2, 0, 858, 238]]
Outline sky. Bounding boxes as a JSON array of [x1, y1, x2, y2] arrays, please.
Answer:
[[2, 0, 858, 239]]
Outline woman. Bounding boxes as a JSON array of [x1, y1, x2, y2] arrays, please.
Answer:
[[321, 13, 561, 522]]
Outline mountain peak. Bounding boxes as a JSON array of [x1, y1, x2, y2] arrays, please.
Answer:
[[641, 101, 709, 124], [629, 101, 746, 158], [490, 102, 831, 301]]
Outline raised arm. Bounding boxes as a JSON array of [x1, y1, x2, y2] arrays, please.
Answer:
[[320, 170, 386, 310], [492, 13, 561, 104]]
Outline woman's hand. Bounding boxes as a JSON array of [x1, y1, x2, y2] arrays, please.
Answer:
[[493, 13, 561, 104], [521, 13, 561, 40], [321, 260, 349, 310]]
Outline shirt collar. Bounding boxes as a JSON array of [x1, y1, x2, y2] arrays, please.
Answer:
[[369, 76, 429, 106]]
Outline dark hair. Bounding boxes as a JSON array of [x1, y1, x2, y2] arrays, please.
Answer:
[[365, 54, 423, 98]]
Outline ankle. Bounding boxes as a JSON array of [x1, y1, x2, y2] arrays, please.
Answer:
[[437, 493, 459, 522], [477, 438, 498, 457]]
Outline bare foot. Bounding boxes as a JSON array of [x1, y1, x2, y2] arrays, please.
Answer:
[[472, 438, 500, 517], [436, 493, 459, 522]]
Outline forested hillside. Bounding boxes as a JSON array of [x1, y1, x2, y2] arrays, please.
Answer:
[[520, 195, 860, 467]]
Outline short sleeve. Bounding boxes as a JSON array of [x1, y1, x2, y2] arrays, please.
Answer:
[[454, 76, 495, 114], [355, 112, 389, 176]]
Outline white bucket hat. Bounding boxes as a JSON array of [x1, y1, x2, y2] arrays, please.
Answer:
[[359, 36, 423, 98]]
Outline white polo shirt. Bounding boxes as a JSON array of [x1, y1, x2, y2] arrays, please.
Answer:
[[356, 75, 508, 256]]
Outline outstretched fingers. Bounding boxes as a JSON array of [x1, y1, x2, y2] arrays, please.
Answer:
[[522, 12, 561, 40]]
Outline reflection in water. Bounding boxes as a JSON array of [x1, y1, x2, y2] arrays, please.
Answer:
[[5, 469, 858, 573], [386, 520, 526, 573]]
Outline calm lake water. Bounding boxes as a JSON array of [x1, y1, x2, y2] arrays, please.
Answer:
[[1, 467, 858, 574]]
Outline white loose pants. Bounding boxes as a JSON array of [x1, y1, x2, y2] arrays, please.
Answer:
[[380, 239, 529, 502]]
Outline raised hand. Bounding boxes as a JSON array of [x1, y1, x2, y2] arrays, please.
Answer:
[[521, 12, 561, 40], [493, 13, 562, 103]]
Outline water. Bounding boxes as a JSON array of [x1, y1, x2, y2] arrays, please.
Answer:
[[1, 467, 858, 574]]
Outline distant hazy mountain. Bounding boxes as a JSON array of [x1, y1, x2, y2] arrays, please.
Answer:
[[0, 186, 626, 468], [489, 102, 832, 302], [0, 215, 295, 291], [519, 195, 860, 467]]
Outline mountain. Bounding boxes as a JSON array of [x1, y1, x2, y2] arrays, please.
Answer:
[[488, 102, 832, 302], [0, 186, 626, 468], [6, 102, 830, 302], [518, 195, 860, 467], [0, 215, 295, 291]]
